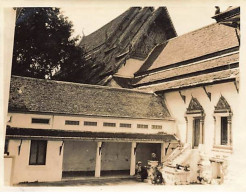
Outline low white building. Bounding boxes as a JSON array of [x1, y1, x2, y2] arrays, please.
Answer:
[[4, 76, 178, 185]]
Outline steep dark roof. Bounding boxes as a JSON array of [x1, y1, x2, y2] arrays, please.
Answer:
[[6, 127, 178, 143], [55, 7, 177, 85], [80, 7, 141, 52], [8, 76, 172, 120]]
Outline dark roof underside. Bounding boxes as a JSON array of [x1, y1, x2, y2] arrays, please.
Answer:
[[6, 127, 178, 143], [9, 76, 171, 119]]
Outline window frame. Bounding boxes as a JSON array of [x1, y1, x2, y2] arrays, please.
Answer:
[[137, 124, 148, 129], [65, 120, 80, 125], [119, 123, 132, 128], [84, 121, 97, 126], [31, 118, 50, 124], [103, 122, 116, 127], [29, 140, 47, 166], [151, 125, 162, 130], [213, 112, 232, 148]]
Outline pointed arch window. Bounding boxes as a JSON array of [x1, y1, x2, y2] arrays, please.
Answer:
[[213, 96, 232, 148], [185, 97, 205, 149]]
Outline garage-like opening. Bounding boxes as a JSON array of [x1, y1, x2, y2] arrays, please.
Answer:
[[62, 141, 97, 178], [136, 143, 161, 167], [101, 142, 131, 177]]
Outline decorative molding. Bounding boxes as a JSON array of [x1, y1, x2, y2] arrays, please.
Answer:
[[202, 86, 211, 101], [18, 139, 22, 155], [179, 91, 186, 103], [59, 141, 64, 155], [214, 95, 231, 112], [233, 78, 239, 93], [186, 97, 204, 114]]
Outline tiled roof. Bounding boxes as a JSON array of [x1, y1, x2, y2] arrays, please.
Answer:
[[55, 7, 177, 85], [134, 52, 239, 86], [6, 127, 178, 143], [9, 76, 172, 119], [80, 7, 141, 52], [133, 20, 240, 92], [139, 23, 239, 72], [136, 69, 239, 92]]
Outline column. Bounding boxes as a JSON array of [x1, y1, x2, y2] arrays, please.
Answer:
[[199, 118, 204, 145], [161, 142, 167, 163], [185, 117, 188, 143], [213, 116, 216, 146], [130, 142, 137, 176], [95, 142, 102, 177], [227, 116, 232, 146]]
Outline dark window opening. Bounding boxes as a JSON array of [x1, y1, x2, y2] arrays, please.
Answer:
[[137, 124, 148, 129], [4, 139, 9, 155], [152, 125, 162, 129], [120, 123, 131, 128], [32, 118, 50, 124], [221, 117, 228, 145], [65, 120, 80, 125], [84, 121, 97, 126], [29, 140, 47, 165], [103, 122, 116, 127], [193, 118, 200, 148]]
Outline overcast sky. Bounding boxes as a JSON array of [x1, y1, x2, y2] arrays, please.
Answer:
[[61, 5, 229, 38]]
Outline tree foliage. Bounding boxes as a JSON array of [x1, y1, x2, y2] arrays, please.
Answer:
[[12, 7, 85, 79]]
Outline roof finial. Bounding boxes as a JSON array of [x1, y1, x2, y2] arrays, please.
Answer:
[[215, 6, 220, 15]]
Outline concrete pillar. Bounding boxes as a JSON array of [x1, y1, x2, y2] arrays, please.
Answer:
[[130, 142, 137, 176], [199, 118, 204, 145], [161, 142, 167, 163], [95, 142, 102, 177], [185, 117, 188, 143], [213, 116, 216, 146], [227, 116, 232, 146]]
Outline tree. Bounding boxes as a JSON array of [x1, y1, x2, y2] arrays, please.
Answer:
[[12, 7, 85, 79]]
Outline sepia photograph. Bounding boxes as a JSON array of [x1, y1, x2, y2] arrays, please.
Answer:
[[0, 0, 246, 192]]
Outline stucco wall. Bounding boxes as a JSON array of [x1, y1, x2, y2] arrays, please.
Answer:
[[116, 58, 144, 77], [101, 142, 131, 171], [7, 113, 175, 135], [63, 141, 131, 172], [164, 82, 238, 153], [62, 141, 96, 172], [7, 139, 63, 184]]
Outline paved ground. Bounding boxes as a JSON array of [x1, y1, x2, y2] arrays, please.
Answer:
[[16, 177, 148, 187]]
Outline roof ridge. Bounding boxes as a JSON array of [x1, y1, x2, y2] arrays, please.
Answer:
[[168, 22, 218, 42], [11, 75, 153, 95], [82, 7, 141, 40]]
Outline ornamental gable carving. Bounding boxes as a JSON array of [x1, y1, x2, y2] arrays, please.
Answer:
[[186, 97, 204, 114], [214, 95, 231, 112]]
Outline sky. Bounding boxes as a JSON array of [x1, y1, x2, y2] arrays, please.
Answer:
[[60, 5, 229, 39]]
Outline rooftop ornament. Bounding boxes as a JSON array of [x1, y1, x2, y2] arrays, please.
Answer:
[[215, 6, 220, 15]]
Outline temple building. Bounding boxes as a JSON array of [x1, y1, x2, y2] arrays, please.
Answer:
[[4, 6, 240, 185]]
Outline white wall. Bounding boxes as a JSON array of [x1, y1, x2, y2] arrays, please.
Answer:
[[164, 82, 238, 153], [63, 141, 97, 172], [101, 142, 131, 171], [116, 58, 144, 77], [7, 139, 63, 184], [7, 113, 175, 135]]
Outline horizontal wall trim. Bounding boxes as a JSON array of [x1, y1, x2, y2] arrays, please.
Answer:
[[7, 111, 175, 121]]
